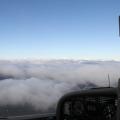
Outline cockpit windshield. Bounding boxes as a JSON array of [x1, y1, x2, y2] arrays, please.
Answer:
[[0, 0, 120, 119]]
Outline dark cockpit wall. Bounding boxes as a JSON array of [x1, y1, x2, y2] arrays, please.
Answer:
[[56, 87, 118, 120]]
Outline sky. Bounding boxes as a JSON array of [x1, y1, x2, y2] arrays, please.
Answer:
[[0, 0, 120, 60]]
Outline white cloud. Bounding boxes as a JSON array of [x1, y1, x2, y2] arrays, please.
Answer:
[[0, 60, 119, 112]]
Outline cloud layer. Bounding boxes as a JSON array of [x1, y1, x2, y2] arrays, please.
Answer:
[[0, 60, 119, 112]]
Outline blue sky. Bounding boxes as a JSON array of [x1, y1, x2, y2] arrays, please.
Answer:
[[0, 0, 120, 60]]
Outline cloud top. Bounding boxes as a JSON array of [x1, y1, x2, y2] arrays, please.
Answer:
[[0, 60, 119, 112]]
